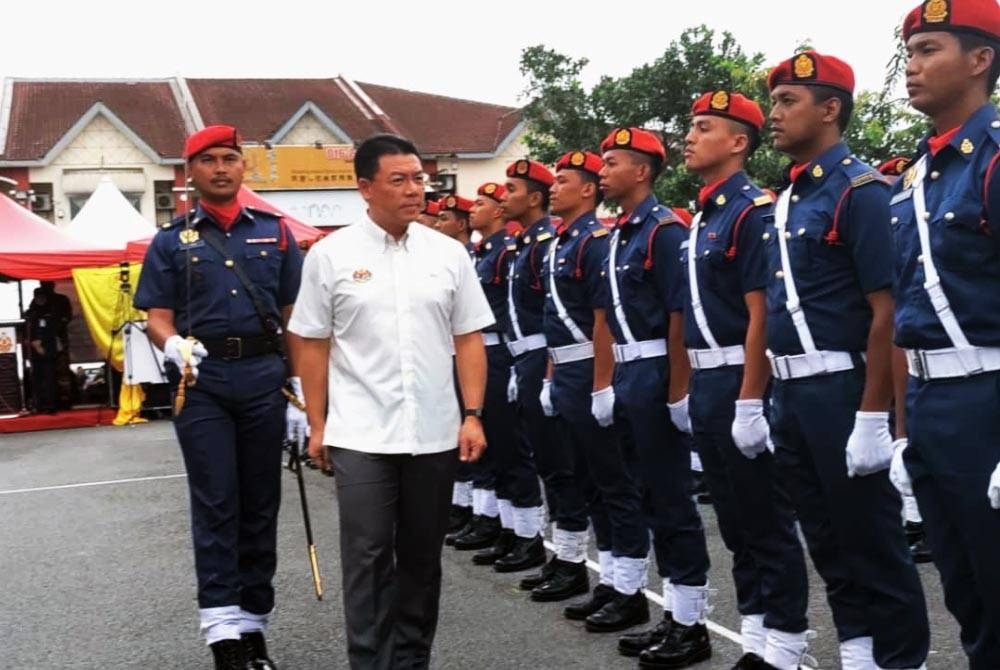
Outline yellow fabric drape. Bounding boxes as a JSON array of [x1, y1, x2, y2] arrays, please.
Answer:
[[72, 264, 149, 425]]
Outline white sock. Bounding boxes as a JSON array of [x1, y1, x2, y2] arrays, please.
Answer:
[[471, 487, 486, 516], [481, 490, 499, 518], [690, 450, 703, 472], [902, 494, 922, 524], [662, 578, 674, 612], [598, 551, 614, 587], [497, 498, 514, 529], [613, 556, 647, 595], [840, 636, 875, 670], [764, 628, 810, 670], [452, 481, 473, 508], [673, 583, 709, 626], [512, 505, 542, 538], [200, 605, 241, 645], [740, 614, 766, 656], [238, 608, 271, 635], [553, 527, 588, 563]]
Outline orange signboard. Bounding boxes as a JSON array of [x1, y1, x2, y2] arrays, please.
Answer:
[[243, 145, 357, 190]]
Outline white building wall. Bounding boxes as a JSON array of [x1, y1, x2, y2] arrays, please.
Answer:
[[280, 113, 343, 145], [448, 131, 531, 197]]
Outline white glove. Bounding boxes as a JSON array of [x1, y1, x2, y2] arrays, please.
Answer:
[[164, 334, 208, 378], [889, 438, 913, 497], [507, 366, 518, 403], [845, 411, 894, 478], [540, 378, 556, 417], [667, 395, 692, 434], [285, 376, 309, 452], [591, 386, 615, 427], [731, 399, 770, 459], [988, 461, 1000, 510]]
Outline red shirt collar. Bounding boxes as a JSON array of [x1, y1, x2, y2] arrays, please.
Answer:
[[200, 200, 242, 231], [789, 163, 808, 184], [698, 178, 727, 209], [927, 126, 960, 157]]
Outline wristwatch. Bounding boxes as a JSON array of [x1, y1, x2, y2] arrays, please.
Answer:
[[463, 408, 483, 418]]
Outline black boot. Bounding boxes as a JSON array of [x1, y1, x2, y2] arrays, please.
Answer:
[[447, 504, 472, 534], [452, 515, 501, 551], [210, 639, 249, 670], [585, 590, 650, 632], [445, 515, 475, 546], [731, 652, 773, 669], [691, 471, 711, 504], [241, 632, 277, 670], [564, 583, 616, 621], [493, 534, 546, 573], [618, 612, 674, 657], [471, 529, 516, 565], [638, 621, 712, 669], [519, 555, 559, 590], [530, 559, 589, 602], [910, 537, 933, 563], [903, 520, 924, 545]]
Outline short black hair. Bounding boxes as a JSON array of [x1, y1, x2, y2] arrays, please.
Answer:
[[957, 33, 1000, 94], [809, 85, 854, 133], [526, 180, 551, 211], [630, 151, 663, 183], [578, 170, 605, 206], [725, 119, 762, 158], [354, 134, 420, 181]]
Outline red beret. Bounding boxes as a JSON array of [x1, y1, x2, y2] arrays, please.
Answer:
[[691, 90, 765, 131], [183, 125, 242, 160], [670, 207, 694, 226], [878, 156, 913, 176], [422, 199, 441, 216], [903, 0, 1000, 42], [555, 150, 603, 177], [506, 159, 555, 187], [767, 51, 855, 95], [600, 127, 666, 161], [477, 182, 507, 203], [440, 195, 474, 214]]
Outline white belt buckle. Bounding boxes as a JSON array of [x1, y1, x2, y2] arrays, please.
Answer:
[[956, 348, 984, 376]]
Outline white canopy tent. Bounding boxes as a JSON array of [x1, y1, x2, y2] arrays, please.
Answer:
[[64, 176, 157, 249]]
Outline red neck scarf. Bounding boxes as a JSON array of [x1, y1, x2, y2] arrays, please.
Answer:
[[927, 126, 960, 157], [200, 200, 242, 231], [789, 163, 809, 184], [698, 178, 727, 209]]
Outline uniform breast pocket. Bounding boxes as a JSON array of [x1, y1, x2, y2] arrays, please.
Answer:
[[930, 196, 996, 270], [785, 217, 831, 277], [174, 248, 218, 286], [243, 246, 281, 290]]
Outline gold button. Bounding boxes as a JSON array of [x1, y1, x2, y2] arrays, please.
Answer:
[[917, 254, 924, 262], [225, 259, 234, 268], [261, 250, 268, 257], [191, 256, 200, 263], [891, 217, 899, 224], [944, 212, 955, 221], [775, 270, 784, 278], [930, 171, 940, 180], [798, 228, 806, 236], [230, 289, 238, 296], [762, 233, 770, 241], [784, 232, 792, 239], [791, 195, 800, 203], [842, 158, 852, 165], [703, 249, 710, 256]]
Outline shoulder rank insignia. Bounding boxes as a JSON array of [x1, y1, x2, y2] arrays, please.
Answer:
[[753, 194, 773, 207], [850, 172, 879, 188], [179, 228, 199, 244], [506, 244, 518, 251], [902, 167, 918, 190], [536, 232, 553, 242], [592, 227, 609, 237]]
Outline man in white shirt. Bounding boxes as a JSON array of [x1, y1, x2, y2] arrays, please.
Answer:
[[288, 134, 494, 670]]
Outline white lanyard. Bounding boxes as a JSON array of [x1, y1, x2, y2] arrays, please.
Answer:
[[507, 250, 526, 341], [547, 238, 590, 344], [607, 227, 638, 344], [909, 154, 975, 352], [774, 186, 819, 354], [686, 212, 722, 350]]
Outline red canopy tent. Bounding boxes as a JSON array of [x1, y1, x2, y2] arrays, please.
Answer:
[[0, 194, 125, 280], [124, 186, 325, 262]]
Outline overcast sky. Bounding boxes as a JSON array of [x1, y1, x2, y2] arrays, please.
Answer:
[[0, 0, 918, 107]]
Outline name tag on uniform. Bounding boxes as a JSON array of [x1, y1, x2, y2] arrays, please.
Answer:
[[178, 240, 205, 250], [246, 237, 278, 244], [890, 190, 913, 205]]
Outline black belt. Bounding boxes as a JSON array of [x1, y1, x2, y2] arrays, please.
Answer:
[[200, 335, 278, 360]]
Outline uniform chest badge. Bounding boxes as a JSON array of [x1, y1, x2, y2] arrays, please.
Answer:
[[812, 164, 824, 178], [352, 269, 372, 283], [960, 138, 974, 154], [0, 333, 12, 353], [715, 194, 726, 206], [179, 228, 200, 244]]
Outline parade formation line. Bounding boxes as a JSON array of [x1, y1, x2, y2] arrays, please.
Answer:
[[0, 473, 187, 496]]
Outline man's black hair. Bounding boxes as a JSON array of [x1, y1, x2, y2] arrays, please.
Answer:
[[957, 33, 1000, 94], [354, 134, 420, 181], [808, 85, 854, 133], [526, 180, 551, 211], [578, 170, 605, 207], [630, 151, 664, 183], [725, 119, 762, 158]]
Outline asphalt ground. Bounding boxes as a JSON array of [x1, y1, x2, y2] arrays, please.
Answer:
[[0, 422, 963, 669]]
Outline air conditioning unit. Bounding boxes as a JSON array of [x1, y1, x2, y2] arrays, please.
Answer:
[[32, 193, 53, 212], [155, 193, 175, 211]]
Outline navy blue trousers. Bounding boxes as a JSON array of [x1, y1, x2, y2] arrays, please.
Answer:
[[771, 367, 929, 668], [552, 359, 648, 556], [485, 344, 538, 507], [689, 366, 808, 633], [170, 355, 286, 613], [614, 357, 710, 586], [906, 371, 1000, 669]]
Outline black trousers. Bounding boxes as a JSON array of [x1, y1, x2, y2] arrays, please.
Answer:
[[330, 446, 458, 670]]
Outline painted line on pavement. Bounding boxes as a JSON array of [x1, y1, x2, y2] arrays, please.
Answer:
[[542, 539, 820, 669], [0, 473, 186, 496]]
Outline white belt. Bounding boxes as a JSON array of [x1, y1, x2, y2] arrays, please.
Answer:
[[612, 339, 667, 363], [506, 333, 547, 357], [482, 332, 504, 347], [767, 349, 857, 380], [548, 342, 595, 365], [906, 346, 1000, 380], [687, 345, 745, 370]]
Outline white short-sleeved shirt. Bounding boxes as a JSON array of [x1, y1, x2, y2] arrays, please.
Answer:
[[288, 215, 494, 455]]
